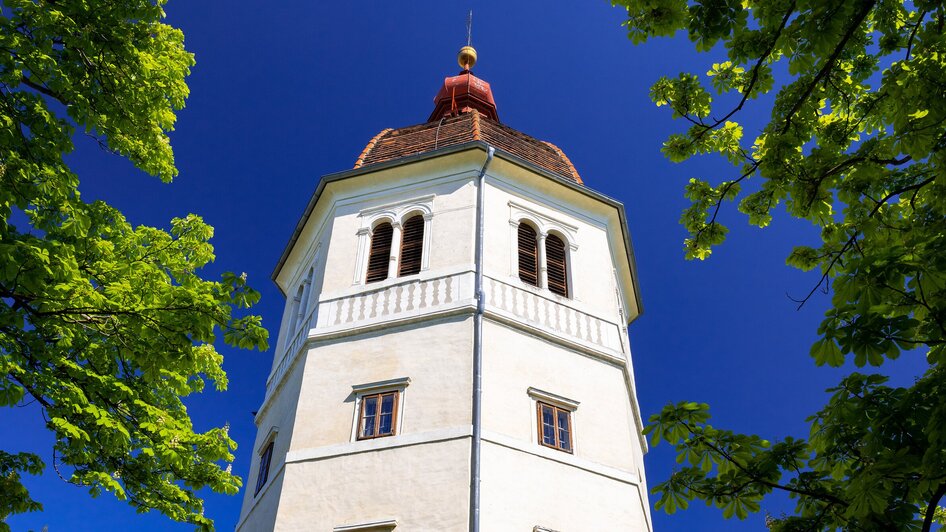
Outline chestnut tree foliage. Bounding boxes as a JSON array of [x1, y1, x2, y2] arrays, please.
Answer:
[[611, 0, 946, 530], [0, 1, 267, 529]]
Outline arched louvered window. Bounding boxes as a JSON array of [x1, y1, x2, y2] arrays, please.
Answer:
[[365, 222, 393, 283], [291, 284, 305, 334], [517, 222, 539, 287], [546, 234, 568, 298], [398, 215, 425, 277]]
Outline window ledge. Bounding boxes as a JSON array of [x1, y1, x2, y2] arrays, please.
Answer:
[[334, 518, 398, 531]]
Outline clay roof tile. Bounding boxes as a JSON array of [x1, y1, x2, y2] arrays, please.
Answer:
[[354, 112, 582, 183]]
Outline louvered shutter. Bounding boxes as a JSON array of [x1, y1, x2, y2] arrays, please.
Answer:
[[365, 223, 393, 283], [517, 223, 539, 287], [546, 234, 568, 297], [398, 215, 425, 277]]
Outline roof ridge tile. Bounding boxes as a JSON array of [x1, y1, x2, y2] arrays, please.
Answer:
[[354, 128, 393, 168]]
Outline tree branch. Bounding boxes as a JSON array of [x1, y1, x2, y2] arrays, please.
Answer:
[[780, 0, 876, 134], [792, 173, 936, 309], [906, 10, 927, 61], [921, 483, 946, 532], [683, 422, 848, 507], [687, 1, 796, 145]]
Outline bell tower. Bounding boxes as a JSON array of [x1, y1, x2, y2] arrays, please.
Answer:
[[236, 45, 652, 532]]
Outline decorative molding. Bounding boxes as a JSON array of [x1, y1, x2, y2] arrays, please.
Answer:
[[287, 426, 472, 464], [527, 387, 580, 411], [334, 519, 398, 532], [358, 194, 434, 228], [355, 194, 435, 284], [508, 199, 579, 250], [481, 430, 641, 487]]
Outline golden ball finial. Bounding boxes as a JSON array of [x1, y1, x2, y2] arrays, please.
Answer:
[[458, 45, 477, 71]]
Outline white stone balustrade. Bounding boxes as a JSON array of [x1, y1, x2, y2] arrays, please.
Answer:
[[265, 271, 474, 398], [483, 276, 625, 356], [264, 270, 625, 400], [315, 272, 468, 329]]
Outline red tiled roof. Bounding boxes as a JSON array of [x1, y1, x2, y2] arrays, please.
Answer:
[[353, 110, 583, 184]]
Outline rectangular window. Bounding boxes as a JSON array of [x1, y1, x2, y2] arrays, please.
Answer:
[[254, 440, 274, 496], [358, 391, 399, 439], [537, 402, 572, 453]]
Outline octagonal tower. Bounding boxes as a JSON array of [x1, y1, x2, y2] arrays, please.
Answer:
[[237, 46, 652, 532]]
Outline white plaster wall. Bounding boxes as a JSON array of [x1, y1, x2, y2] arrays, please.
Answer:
[[480, 441, 649, 531], [483, 156, 641, 320], [278, 151, 487, 299], [481, 174, 625, 328], [289, 316, 474, 450], [275, 438, 471, 531], [269, 153, 484, 370], [481, 320, 642, 473], [237, 470, 284, 532], [239, 351, 308, 529]]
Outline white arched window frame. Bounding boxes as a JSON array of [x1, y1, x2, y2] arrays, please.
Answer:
[[353, 196, 434, 285], [508, 201, 579, 298]]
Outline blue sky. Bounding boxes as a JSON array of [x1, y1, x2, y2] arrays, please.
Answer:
[[4, 1, 929, 531]]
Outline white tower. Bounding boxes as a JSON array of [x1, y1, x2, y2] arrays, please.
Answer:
[[237, 46, 652, 532]]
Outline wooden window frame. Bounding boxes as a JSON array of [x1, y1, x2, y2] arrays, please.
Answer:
[[356, 391, 400, 440], [536, 401, 573, 453], [254, 440, 274, 496]]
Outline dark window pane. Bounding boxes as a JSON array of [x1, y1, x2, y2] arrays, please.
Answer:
[[557, 410, 571, 451], [361, 396, 378, 437], [541, 405, 556, 445], [363, 395, 378, 416], [380, 393, 395, 415], [379, 412, 393, 435], [255, 442, 274, 495]]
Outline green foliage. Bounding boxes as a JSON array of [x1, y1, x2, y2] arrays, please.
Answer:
[[0, 1, 267, 529], [645, 371, 946, 530], [612, 0, 946, 529]]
